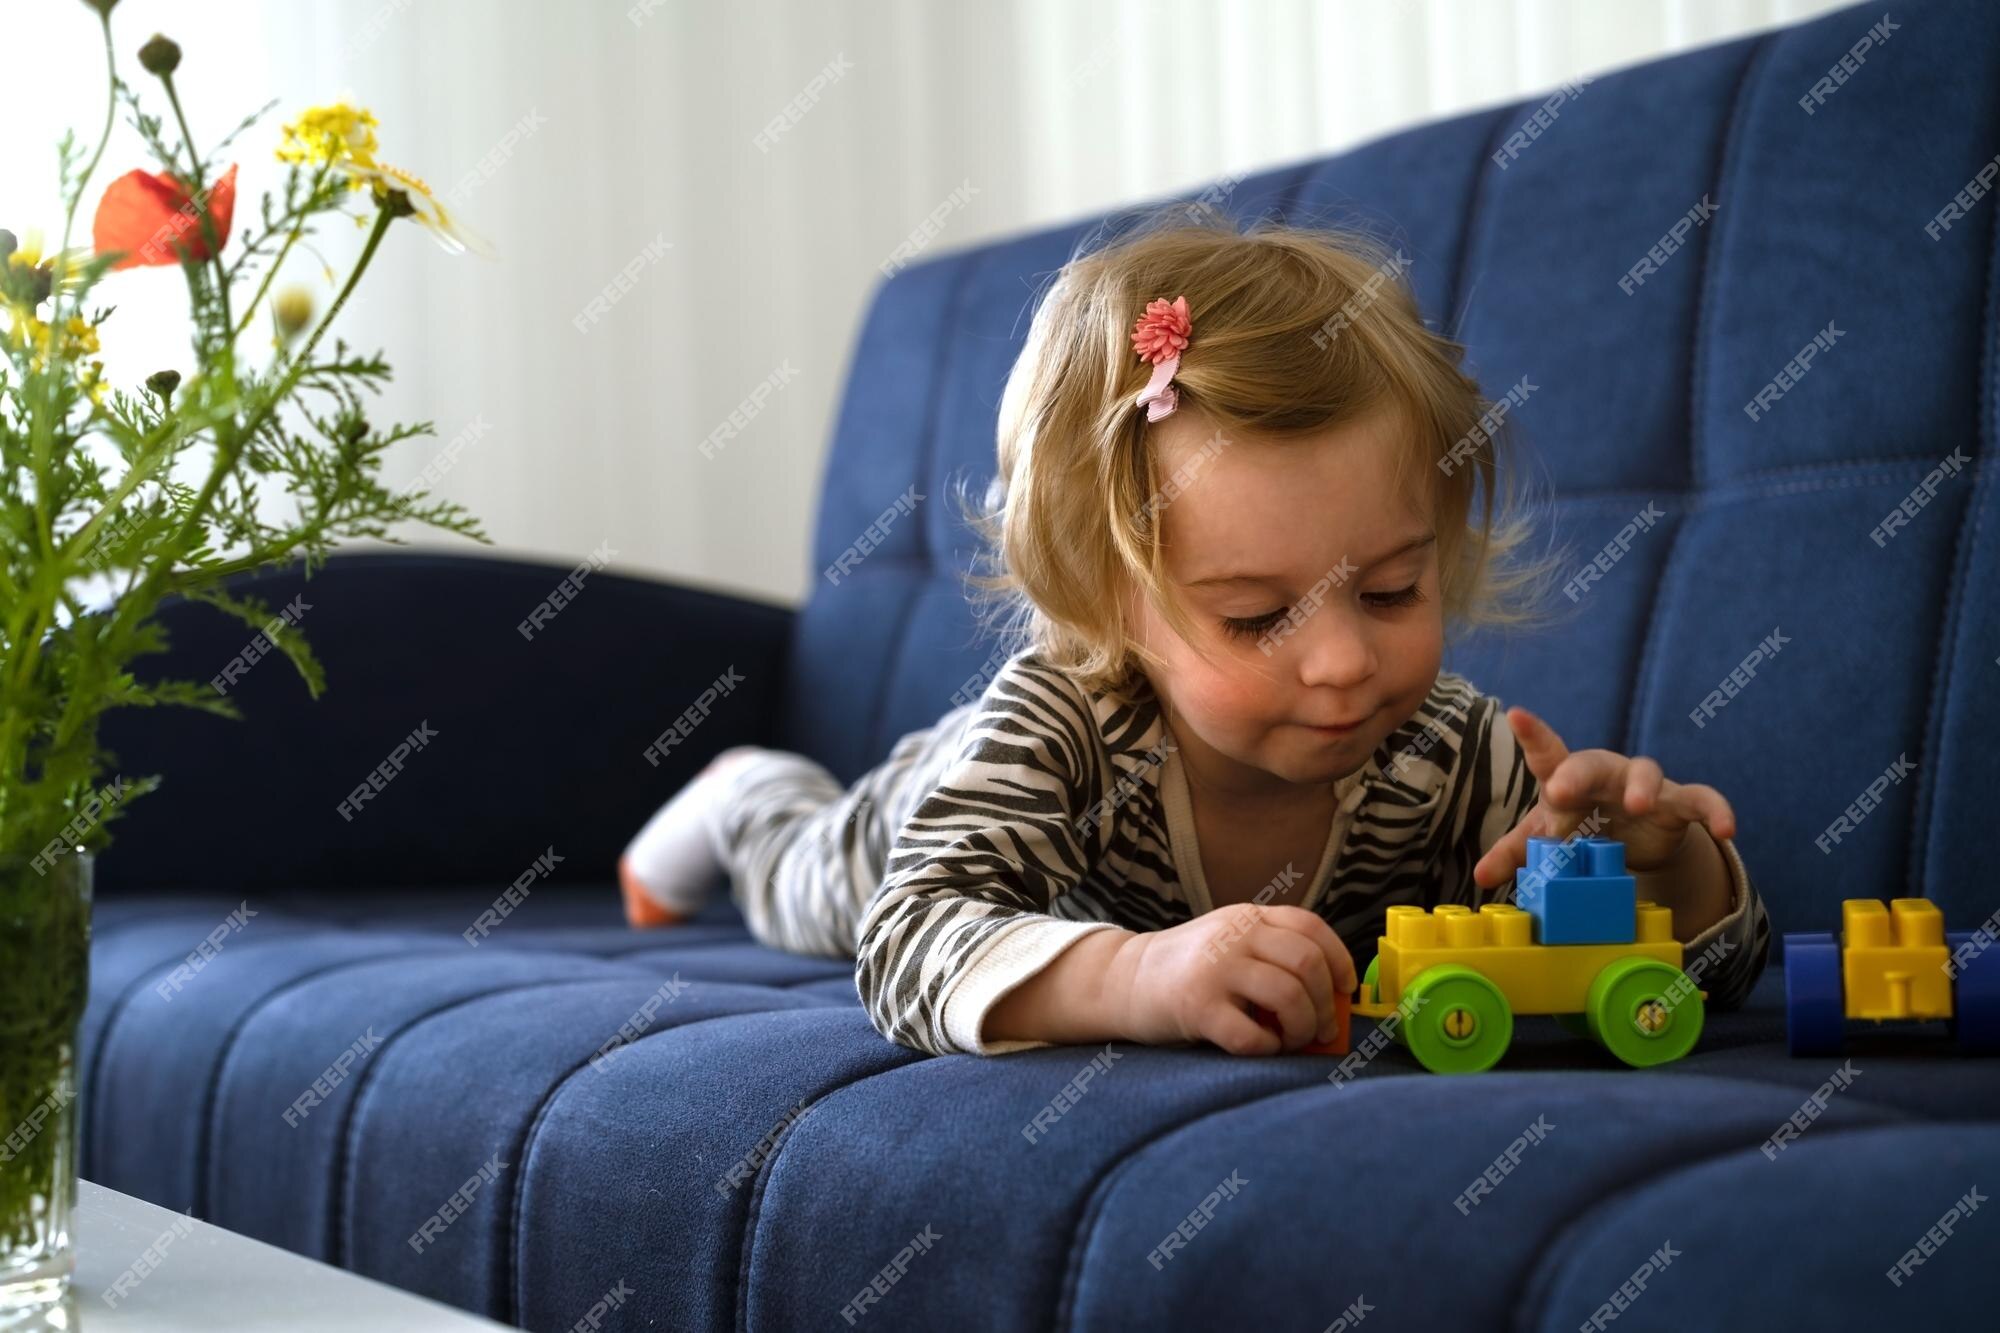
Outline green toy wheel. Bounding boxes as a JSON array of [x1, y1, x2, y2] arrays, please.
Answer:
[[1399, 964, 1514, 1074], [1360, 956, 1406, 1043], [1372, 959, 1420, 1045], [1585, 958, 1704, 1068]]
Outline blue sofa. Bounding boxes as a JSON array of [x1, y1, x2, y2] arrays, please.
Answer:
[[83, 1, 1999, 1326]]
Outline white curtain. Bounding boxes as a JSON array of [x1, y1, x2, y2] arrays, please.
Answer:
[[8, 0, 1854, 607]]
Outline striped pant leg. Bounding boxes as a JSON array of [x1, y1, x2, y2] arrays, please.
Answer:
[[705, 748, 883, 959]]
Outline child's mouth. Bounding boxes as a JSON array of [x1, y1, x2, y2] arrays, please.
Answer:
[[1301, 713, 1370, 736]]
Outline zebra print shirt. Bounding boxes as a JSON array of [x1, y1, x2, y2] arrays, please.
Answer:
[[853, 649, 1772, 1055]]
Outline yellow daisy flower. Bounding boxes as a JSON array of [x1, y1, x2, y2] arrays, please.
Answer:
[[8, 313, 107, 400], [276, 103, 381, 172], [273, 103, 493, 258], [3, 229, 86, 308], [346, 160, 496, 259]]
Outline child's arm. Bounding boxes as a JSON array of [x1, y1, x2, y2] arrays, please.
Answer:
[[853, 659, 1351, 1056], [980, 902, 1353, 1054], [852, 661, 1129, 1056], [1454, 696, 1771, 1009]]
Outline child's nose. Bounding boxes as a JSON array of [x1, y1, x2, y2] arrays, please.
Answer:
[[1295, 609, 1377, 689]]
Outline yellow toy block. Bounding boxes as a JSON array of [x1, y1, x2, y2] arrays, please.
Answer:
[[1352, 901, 1686, 1019], [1840, 898, 1953, 1022]]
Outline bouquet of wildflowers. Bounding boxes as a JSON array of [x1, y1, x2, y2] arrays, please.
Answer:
[[1, 0, 488, 1269], [2, 9, 491, 876]]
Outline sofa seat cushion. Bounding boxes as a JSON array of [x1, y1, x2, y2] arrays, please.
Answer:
[[81, 888, 2000, 1328]]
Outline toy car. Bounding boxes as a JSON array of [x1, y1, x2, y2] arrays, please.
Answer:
[[1349, 835, 1706, 1073], [1783, 898, 2000, 1055]]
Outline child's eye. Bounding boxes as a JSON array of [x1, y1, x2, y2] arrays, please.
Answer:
[[1363, 583, 1425, 609], [1220, 609, 1287, 641], [1221, 584, 1424, 639]]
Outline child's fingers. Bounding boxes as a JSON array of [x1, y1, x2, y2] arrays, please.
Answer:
[[1261, 905, 1357, 995], [1666, 781, 1737, 840], [1506, 707, 1572, 787], [1473, 812, 1543, 891], [1199, 1001, 1283, 1057], [1542, 749, 1629, 808], [1230, 959, 1318, 1049], [1246, 926, 1336, 1040], [1621, 756, 1665, 814]]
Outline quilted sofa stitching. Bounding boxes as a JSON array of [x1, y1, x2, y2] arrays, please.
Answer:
[[1044, 1069, 1943, 1333], [82, 921, 352, 1177], [731, 1085, 847, 1333], [1540, 492, 1691, 508], [1050, 1078, 1352, 1333], [1445, 107, 1521, 339], [87, 901, 251, 931], [328, 975, 732, 1270], [1693, 465, 1987, 504], [500, 1004, 841, 1330], [1621, 34, 1769, 757], [1910, 497, 1993, 884], [772, 972, 858, 990], [732, 1099, 785, 1333], [1905, 156, 2000, 895], [196, 944, 486, 1218], [1501, 1113, 1938, 1333], [83, 963, 195, 1178], [86, 904, 837, 1236], [1723, 453, 1995, 485], [861, 255, 973, 760], [572, 934, 776, 959], [1430, 456, 1989, 509]]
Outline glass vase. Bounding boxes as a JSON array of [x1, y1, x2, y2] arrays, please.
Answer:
[[0, 850, 91, 1329]]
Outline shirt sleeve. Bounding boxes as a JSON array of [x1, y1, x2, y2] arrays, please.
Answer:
[[853, 655, 1125, 1056], [1434, 681, 1771, 1010], [1672, 832, 1771, 1011]]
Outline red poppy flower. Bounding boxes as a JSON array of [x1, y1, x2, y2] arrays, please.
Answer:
[[91, 162, 238, 270]]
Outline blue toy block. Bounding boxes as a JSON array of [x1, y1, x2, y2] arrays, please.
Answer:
[[1513, 836, 1636, 944], [1783, 932, 1846, 1056], [1947, 930, 2000, 1055]]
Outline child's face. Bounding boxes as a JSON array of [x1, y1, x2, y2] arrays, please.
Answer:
[[1128, 402, 1444, 798]]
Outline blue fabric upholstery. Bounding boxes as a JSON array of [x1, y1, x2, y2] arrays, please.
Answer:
[[94, 551, 795, 894], [81, 1, 1999, 1326]]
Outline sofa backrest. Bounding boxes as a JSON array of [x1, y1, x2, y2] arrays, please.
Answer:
[[93, 552, 796, 893], [777, 0, 2000, 935]]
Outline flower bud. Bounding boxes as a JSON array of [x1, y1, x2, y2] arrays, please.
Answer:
[[379, 188, 416, 220], [273, 285, 314, 339], [138, 33, 181, 77], [145, 369, 182, 400], [83, 0, 122, 16]]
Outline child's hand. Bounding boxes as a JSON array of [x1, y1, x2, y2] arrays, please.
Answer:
[[1471, 706, 1739, 891], [1120, 906, 1356, 1055]]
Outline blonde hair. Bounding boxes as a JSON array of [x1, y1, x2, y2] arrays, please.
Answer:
[[949, 204, 1566, 701]]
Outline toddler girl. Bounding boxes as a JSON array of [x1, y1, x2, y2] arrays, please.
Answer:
[[620, 209, 1771, 1057]]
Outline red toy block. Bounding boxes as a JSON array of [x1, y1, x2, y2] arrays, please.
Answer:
[[1249, 990, 1351, 1055]]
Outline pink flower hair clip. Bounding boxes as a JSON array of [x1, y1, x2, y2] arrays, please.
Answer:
[[1131, 294, 1191, 422]]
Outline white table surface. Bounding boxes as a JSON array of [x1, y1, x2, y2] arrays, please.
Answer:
[[53, 1179, 514, 1331]]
